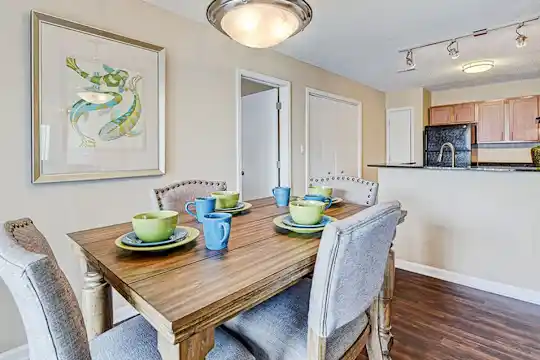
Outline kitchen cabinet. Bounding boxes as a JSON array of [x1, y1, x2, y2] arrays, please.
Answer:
[[430, 103, 475, 126], [453, 103, 476, 123], [430, 106, 453, 125], [477, 101, 505, 142], [509, 97, 539, 141]]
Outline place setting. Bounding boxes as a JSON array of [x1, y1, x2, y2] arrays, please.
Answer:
[[115, 210, 200, 252], [272, 186, 337, 235]]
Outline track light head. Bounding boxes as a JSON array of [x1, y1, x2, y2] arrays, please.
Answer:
[[447, 40, 460, 60], [406, 50, 416, 68], [516, 23, 528, 48]]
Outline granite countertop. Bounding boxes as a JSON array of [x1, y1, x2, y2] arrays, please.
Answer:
[[368, 163, 540, 172]]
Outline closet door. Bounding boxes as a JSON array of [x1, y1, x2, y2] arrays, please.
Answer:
[[308, 93, 360, 180], [308, 96, 337, 178], [333, 100, 359, 176]]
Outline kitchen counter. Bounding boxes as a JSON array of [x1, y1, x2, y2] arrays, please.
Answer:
[[368, 163, 540, 172], [374, 165, 540, 302]]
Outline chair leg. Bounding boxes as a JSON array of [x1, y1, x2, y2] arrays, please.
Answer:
[[367, 248, 395, 360]]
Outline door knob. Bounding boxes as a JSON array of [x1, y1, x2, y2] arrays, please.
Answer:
[[327, 171, 331, 175], [341, 170, 344, 174], [241, 171, 245, 176]]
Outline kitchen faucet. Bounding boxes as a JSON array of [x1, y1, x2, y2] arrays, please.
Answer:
[[437, 142, 456, 168]]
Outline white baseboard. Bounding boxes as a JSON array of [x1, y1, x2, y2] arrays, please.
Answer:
[[0, 346, 28, 360], [396, 259, 540, 305], [0, 305, 138, 360]]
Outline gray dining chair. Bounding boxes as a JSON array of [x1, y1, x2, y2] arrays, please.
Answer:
[[0, 218, 254, 360], [224, 201, 402, 360], [309, 176, 379, 206], [151, 180, 227, 213]]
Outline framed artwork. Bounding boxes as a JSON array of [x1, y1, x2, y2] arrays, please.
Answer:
[[31, 11, 166, 183]]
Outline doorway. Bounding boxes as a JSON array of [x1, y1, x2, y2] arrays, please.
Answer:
[[236, 69, 291, 201]]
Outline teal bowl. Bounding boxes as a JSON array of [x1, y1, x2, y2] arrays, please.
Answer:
[[132, 211, 179, 243]]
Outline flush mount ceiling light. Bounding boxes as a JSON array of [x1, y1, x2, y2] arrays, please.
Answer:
[[462, 60, 495, 74], [516, 23, 528, 48], [207, 0, 313, 48]]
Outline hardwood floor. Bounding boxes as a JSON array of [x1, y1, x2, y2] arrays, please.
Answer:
[[358, 269, 540, 360]]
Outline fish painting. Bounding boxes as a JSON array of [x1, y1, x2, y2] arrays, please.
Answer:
[[66, 57, 129, 91], [66, 57, 144, 147], [99, 75, 143, 141], [69, 92, 123, 147]]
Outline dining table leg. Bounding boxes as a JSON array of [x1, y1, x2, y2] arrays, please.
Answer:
[[158, 328, 215, 360], [80, 261, 113, 340]]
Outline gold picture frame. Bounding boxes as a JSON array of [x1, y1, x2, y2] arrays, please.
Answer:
[[31, 11, 166, 183]]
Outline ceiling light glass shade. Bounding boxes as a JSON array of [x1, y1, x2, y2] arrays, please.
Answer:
[[462, 60, 495, 74], [207, 0, 313, 48], [449, 49, 460, 60], [77, 91, 114, 104]]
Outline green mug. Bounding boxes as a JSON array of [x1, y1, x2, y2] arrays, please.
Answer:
[[308, 186, 333, 198], [289, 200, 326, 225]]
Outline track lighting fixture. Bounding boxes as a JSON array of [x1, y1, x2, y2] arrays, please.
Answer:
[[516, 23, 528, 48], [406, 50, 415, 68], [397, 15, 539, 73], [398, 50, 416, 73], [447, 40, 460, 59]]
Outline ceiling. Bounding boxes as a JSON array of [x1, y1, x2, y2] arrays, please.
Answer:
[[145, 0, 540, 92]]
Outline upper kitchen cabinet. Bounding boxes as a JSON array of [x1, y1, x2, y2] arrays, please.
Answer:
[[453, 103, 476, 124], [429, 103, 476, 126], [477, 101, 505, 142], [430, 106, 453, 125], [509, 97, 539, 141]]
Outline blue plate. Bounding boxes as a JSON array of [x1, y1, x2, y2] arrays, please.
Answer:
[[217, 202, 245, 211], [121, 228, 188, 247], [282, 215, 333, 229]]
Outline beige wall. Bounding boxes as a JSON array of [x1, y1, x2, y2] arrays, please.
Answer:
[[431, 78, 540, 105], [241, 78, 274, 96], [378, 168, 540, 293], [0, 0, 385, 352], [385, 88, 431, 165]]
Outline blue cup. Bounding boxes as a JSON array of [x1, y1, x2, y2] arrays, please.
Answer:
[[272, 187, 291, 207], [202, 213, 232, 250], [303, 194, 332, 209], [185, 197, 216, 223]]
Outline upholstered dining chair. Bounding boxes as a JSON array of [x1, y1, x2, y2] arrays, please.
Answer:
[[0, 218, 255, 360], [224, 201, 402, 360], [309, 176, 379, 206], [151, 180, 227, 213]]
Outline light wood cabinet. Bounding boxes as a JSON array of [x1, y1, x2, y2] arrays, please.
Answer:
[[509, 97, 539, 141], [430, 103, 475, 126], [477, 101, 505, 142], [430, 106, 453, 125], [453, 103, 476, 124]]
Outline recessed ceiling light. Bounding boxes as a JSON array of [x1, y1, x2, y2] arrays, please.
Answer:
[[462, 60, 495, 74]]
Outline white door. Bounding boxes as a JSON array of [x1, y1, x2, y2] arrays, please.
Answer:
[[387, 108, 413, 164], [333, 100, 359, 176], [241, 88, 279, 200], [309, 94, 360, 180]]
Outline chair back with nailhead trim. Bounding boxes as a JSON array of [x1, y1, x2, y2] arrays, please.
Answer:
[[309, 176, 379, 206], [151, 180, 227, 213]]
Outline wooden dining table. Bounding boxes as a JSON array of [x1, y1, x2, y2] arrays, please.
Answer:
[[67, 197, 404, 360]]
